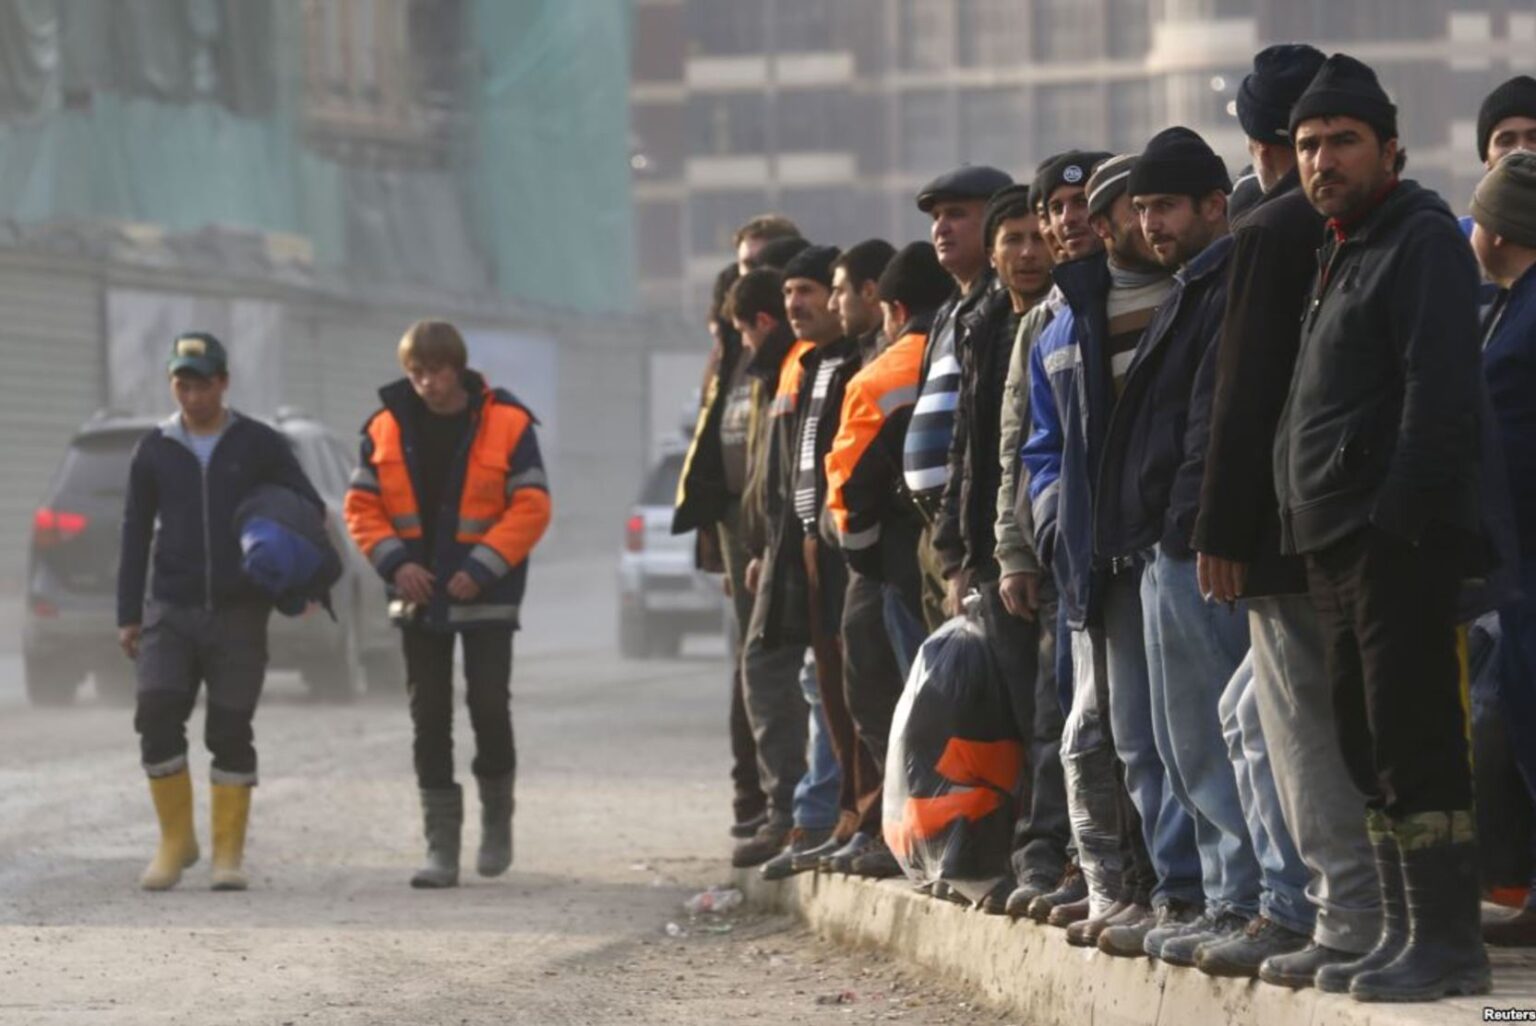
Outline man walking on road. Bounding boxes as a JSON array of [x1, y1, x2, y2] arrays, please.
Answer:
[[345, 320, 552, 890], [119, 332, 325, 892]]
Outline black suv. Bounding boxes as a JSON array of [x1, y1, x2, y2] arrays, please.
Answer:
[[22, 409, 401, 705]]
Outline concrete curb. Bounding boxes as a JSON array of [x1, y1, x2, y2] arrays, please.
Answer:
[[736, 868, 1521, 1026]]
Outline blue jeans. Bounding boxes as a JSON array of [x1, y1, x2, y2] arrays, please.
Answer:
[[793, 649, 841, 831], [1141, 545, 1258, 918], [883, 584, 927, 683], [1102, 571, 1202, 908], [1219, 653, 1314, 935]]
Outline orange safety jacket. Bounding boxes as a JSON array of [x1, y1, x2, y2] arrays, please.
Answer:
[[343, 371, 551, 631], [825, 329, 927, 582]]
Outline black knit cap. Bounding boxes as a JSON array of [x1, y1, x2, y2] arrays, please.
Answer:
[[782, 243, 841, 289], [1127, 127, 1231, 199], [1288, 53, 1398, 143], [755, 235, 810, 270], [877, 241, 951, 314], [1032, 150, 1113, 211], [983, 184, 1035, 247], [1237, 43, 1325, 143], [1478, 76, 1536, 163]]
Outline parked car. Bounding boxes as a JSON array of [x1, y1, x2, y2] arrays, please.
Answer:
[[22, 408, 400, 706], [616, 446, 728, 658]]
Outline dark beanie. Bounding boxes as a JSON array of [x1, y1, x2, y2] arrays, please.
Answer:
[[984, 184, 1035, 247], [1086, 154, 1137, 219], [877, 241, 952, 314], [1237, 43, 1325, 143], [1478, 76, 1536, 163], [1472, 151, 1536, 249], [782, 243, 840, 289], [1031, 150, 1113, 211], [755, 235, 810, 270], [1127, 127, 1230, 199], [1288, 53, 1398, 143]]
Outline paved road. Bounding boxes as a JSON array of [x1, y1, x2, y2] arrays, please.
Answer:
[[0, 561, 1012, 1025]]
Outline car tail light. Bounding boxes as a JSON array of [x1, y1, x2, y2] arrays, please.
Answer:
[[33, 508, 89, 549], [625, 513, 645, 553], [30, 597, 58, 618]]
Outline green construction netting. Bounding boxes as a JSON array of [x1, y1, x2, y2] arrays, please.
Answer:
[[0, 0, 634, 313]]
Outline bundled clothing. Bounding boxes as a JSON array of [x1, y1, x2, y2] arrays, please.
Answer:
[[236, 484, 343, 617]]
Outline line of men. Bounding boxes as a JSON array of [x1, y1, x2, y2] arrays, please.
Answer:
[[674, 46, 1536, 1004]]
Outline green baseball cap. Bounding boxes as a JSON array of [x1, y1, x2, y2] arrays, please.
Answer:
[[168, 332, 228, 378]]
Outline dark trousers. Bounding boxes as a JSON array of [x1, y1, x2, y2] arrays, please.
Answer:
[[806, 536, 880, 835], [402, 624, 516, 790], [841, 570, 906, 835], [1498, 560, 1536, 899], [719, 510, 767, 823], [1307, 526, 1473, 817], [979, 580, 1071, 885], [135, 601, 270, 785]]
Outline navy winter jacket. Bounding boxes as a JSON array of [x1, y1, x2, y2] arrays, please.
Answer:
[[1485, 262, 1536, 562], [118, 412, 324, 627], [236, 483, 343, 616], [1096, 234, 1235, 563], [1021, 253, 1119, 629]]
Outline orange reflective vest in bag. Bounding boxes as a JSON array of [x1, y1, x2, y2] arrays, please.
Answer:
[[344, 372, 551, 631]]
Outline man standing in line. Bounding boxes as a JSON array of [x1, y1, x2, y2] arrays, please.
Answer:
[[1192, 44, 1379, 986], [122, 332, 325, 892], [1273, 54, 1490, 1002]]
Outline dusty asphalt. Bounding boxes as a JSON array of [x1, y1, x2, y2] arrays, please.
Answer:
[[0, 558, 1016, 1025]]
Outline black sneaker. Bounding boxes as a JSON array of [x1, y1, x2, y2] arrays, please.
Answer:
[[731, 816, 793, 869], [730, 811, 769, 840], [759, 826, 834, 881], [1196, 915, 1312, 979], [1257, 941, 1359, 989]]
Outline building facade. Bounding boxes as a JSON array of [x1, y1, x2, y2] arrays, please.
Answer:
[[631, 0, 1536, 318]]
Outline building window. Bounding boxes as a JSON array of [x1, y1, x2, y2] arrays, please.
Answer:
[[1109, 78, 1158, 151], [961, 89, 1030, 172], [690, 190, 770, 255], [1108, 0, 1152, 59], [687, 93, 768, 155], [775, 0, 835, 51], [302, 0, 463, 161], [957, 0, 1029, 68], [1034, 0, 1098, 63], [687, 0, 764, 56], [900, 90, 957, 175], [898, 0, 953, 71], [1035, 84, 1100, 159], [775, 89, 849, 153]]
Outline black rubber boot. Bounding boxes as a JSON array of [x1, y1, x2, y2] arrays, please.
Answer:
[[411, 786, 462, 889], [476, 773, 515, 878], [1316, 813, 1403, 994], [1350, 812, 1492, 1003]]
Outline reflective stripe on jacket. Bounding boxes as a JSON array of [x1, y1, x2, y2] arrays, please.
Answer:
[[344, 371, 551, 632]]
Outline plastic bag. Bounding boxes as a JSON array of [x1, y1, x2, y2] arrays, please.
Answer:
[[882, 604, 1024, 902]]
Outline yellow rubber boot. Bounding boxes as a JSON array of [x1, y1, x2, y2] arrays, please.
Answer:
[[140, 770, 199, 891], [210, 783, 252, 891]]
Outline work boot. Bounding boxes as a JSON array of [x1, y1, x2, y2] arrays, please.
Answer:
[[850, 839, 903, 880], [1004, 874, 1055, 918], [1258, 942, 1360, 990], [760, 826, 833, 881], [730, 811, 769, 840], [475, 773, 515, 878], [1047, 895, 1091, 928], [790, 831, 844, 873], [209, 783, 252, 892], [1026, 864, 1086, 923], [1099, 899, 1197, 959], [731, 815, 793, 869], [1196, 914, 1310, 978], [980, 880, 1014, 916], [140, 769, 200, 891], [824, 832, 874, 873], [410, 786, 462, 889], [1484, 905, 1536, 946], [1066, 900, 1129, 947], [1161, 910, 1248, 967], [1350, 811, 1492, 1002], [1316, 812, 1404, 994]]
